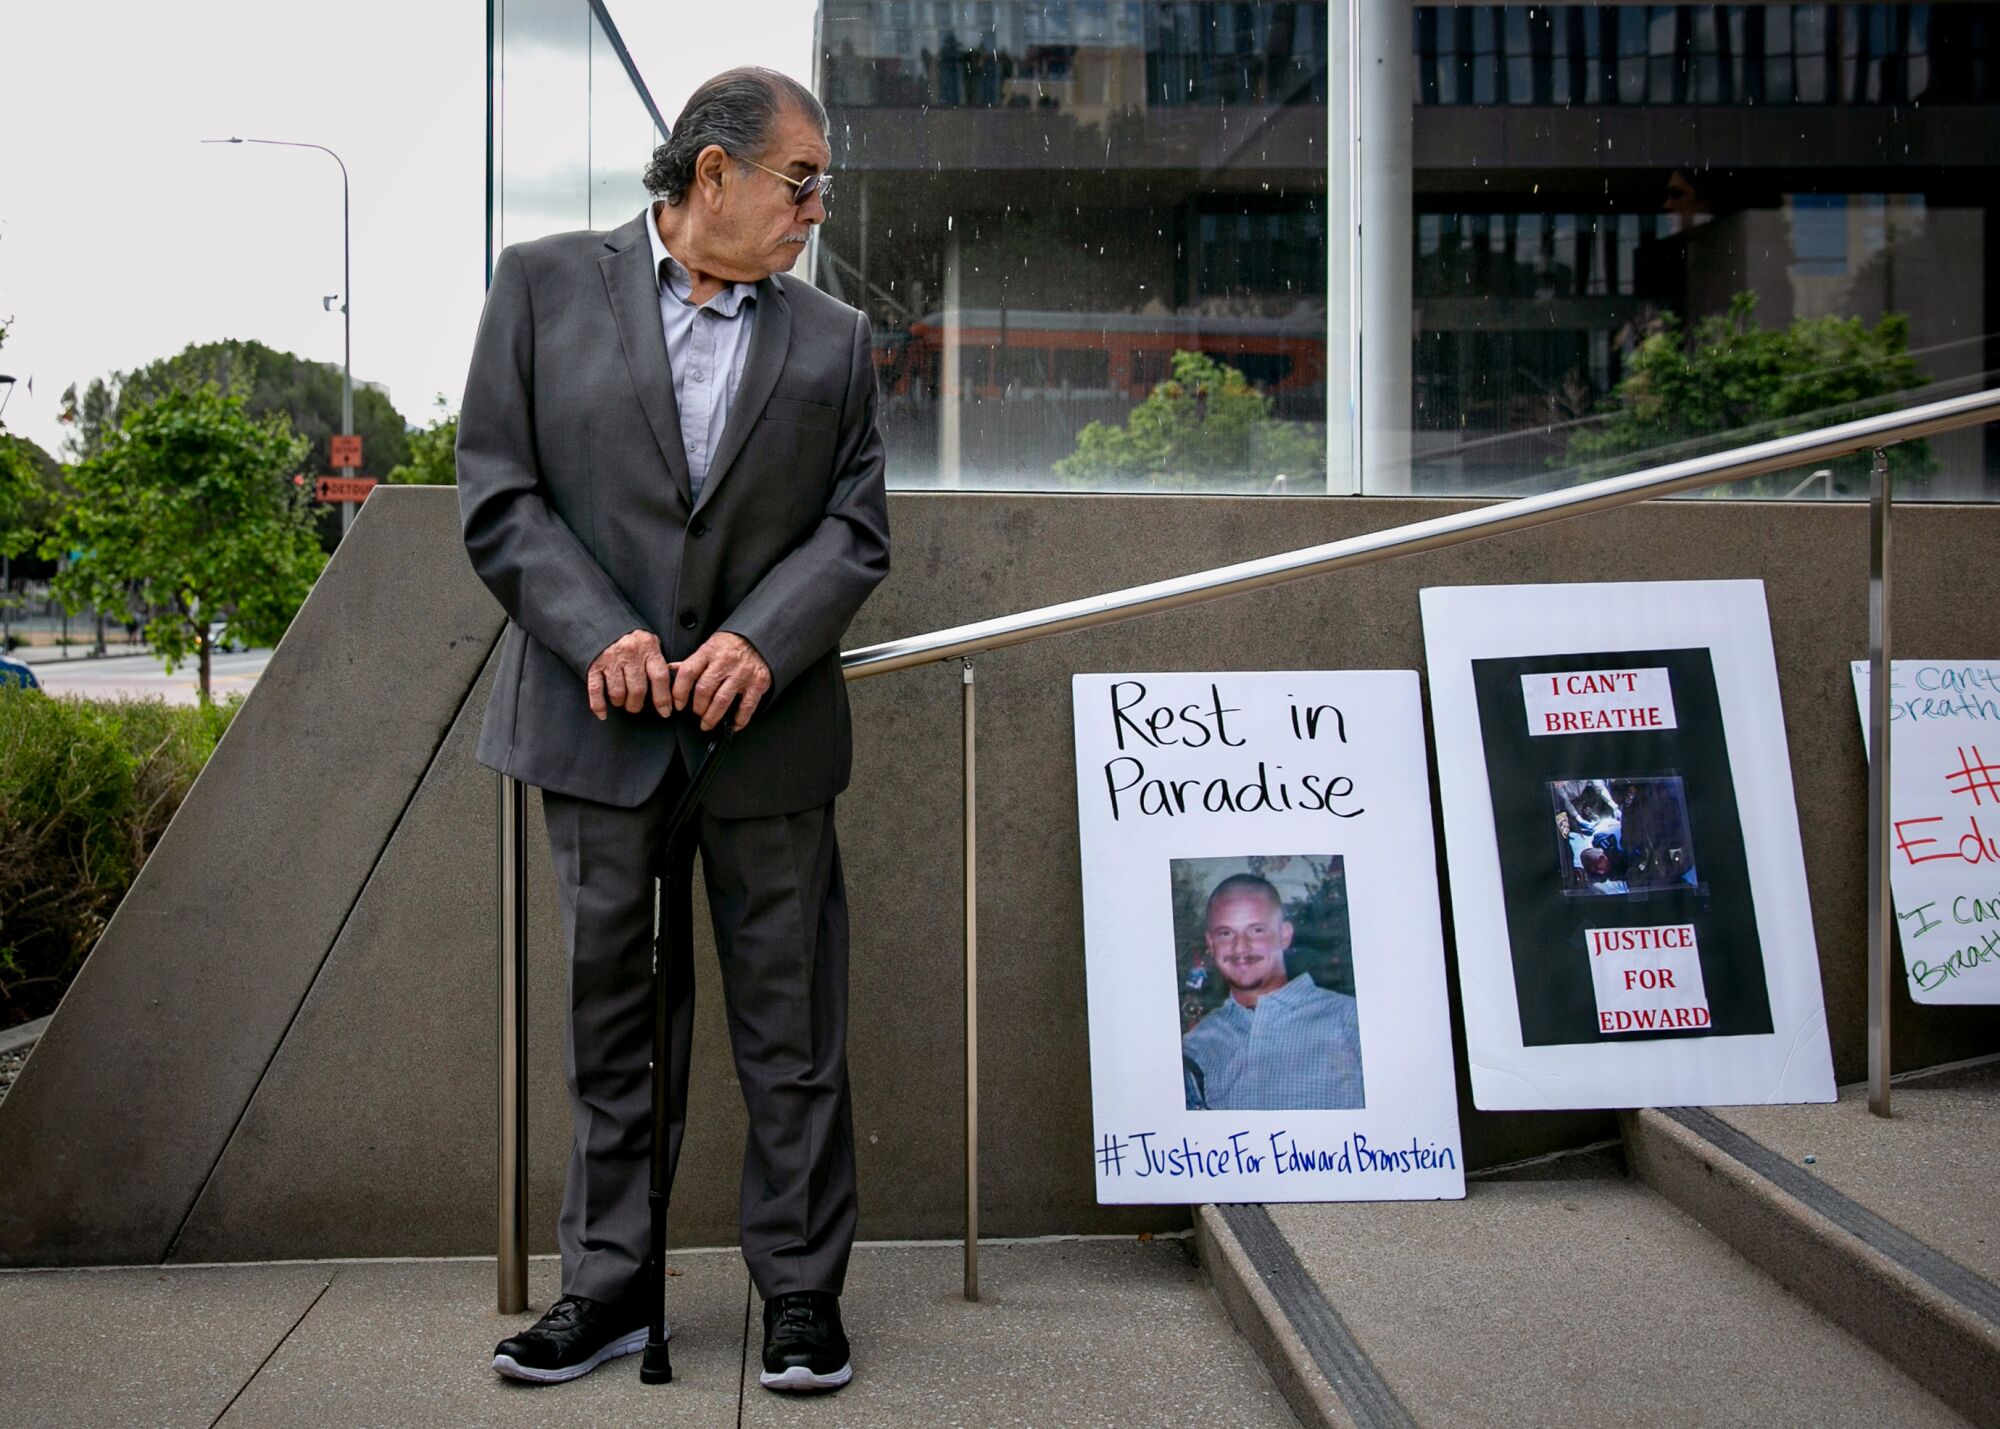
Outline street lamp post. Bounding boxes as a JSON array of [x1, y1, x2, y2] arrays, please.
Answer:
[[204, 137, 356, 537]]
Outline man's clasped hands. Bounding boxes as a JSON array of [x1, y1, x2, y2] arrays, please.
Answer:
[[586, 629, 772, 732]]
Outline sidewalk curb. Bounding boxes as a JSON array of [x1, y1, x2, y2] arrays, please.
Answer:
[[0, 1016, 51, 1056], [1196, 1205, 1391, 1429], [11, 648, 152, 666], [1624, 1106, 2000, 1429]]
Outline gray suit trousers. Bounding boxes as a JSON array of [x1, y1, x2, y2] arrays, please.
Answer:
[[541, 756, 857, 1303]]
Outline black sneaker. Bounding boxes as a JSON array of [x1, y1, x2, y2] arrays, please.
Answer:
[[759, 1290, 852, 1392], [492, 1291, 658, 1384]]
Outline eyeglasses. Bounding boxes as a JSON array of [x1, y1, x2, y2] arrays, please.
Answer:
[[734, 155, 833, 212]]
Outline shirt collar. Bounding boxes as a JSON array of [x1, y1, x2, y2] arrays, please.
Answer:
[[647, 201, 757, 317], [1267, 972, 1318, 1005]]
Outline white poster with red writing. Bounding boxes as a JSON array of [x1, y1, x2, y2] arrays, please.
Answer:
[[1422, 581, 1835, 1110], [1071, 671, 1464, 1204], [1851, 659, 2000, 1003]]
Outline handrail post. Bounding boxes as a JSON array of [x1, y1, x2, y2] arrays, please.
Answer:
[[1867, 447, 1894, 1118], [962, 659, 980, 1302], [498, 773, 529, 1311]]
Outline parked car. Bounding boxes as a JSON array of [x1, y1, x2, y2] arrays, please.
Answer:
[[0, 653, 41, 691], [207, 621, 245, 654]]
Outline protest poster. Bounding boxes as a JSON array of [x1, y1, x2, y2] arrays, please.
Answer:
[[1851, 659, 2000, 1003], [1422, 581, 1835, 1110], [1072, 671, 1464, 1205]]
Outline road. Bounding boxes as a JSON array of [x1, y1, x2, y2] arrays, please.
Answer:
[[27, 647, 273, 705]]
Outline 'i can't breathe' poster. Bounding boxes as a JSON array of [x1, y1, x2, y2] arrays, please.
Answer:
[[1423, 581, 1835, 1111]]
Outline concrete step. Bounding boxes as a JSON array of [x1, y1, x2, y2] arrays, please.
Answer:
[[1625, 1056, 2000, 1428], [1198, 1153, 1968, 1429]]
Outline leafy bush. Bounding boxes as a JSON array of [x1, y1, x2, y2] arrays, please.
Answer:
[[1057, 350, 1326, 491], [0, 691, 241, 1027], [1563, 291, 1932, 492]]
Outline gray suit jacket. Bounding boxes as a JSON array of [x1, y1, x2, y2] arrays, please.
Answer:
[[456, 208, 890, 816]]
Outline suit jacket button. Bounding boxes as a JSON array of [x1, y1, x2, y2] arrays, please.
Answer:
[[689, 517, 707, 537], [679, 609, 698, 630]]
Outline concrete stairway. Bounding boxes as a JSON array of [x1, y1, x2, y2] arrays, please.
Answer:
[[1201, 1058, 2000, 1429]]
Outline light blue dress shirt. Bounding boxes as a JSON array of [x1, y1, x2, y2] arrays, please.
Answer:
[[645, 202, 758, 502], [1182, 973, 1367, 1111]]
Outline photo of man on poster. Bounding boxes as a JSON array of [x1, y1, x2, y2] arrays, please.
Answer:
[[1176, 863, 1365, 1112]]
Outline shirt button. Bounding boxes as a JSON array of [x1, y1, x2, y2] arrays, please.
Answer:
[[692, 370, 706, 382], [679, 609, 698, 630]]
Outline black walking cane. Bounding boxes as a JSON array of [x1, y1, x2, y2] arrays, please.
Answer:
[[640, 723, 735, 1386]]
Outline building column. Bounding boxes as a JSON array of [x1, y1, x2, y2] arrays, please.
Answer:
[[1358, 0, 1414, 494], [940, 233, 963, 489]]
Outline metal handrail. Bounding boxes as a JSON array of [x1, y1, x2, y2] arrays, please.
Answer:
[[840, 387, 2000, 680]]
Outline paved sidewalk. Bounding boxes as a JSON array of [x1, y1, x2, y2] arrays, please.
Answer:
[[1, 1238, 1298, 1429]]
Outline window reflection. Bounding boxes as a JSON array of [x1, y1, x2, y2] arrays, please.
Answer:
[[1413, 3, 1988, 109], [817, 1, 1332, 492], [1408, 4, 1999, 499], [491, 0, 665, 271]]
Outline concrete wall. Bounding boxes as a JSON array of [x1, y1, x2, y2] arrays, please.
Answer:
[[2, 485, 1995, 1266]]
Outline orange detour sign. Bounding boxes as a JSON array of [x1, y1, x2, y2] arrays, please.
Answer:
[[329, 434, 363, 469], [315, 476, 378, 503]]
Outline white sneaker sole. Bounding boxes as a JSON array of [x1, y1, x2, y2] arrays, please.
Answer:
[[760, 1361, 853, 1392], [492, 1325, 657, 1384]]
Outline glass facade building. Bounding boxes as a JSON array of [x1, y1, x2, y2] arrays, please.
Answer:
[[487, 0, 667, 279], [491, 1, 2000, 499]]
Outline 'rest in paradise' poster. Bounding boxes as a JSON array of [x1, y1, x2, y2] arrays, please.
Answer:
[[1071, 670, 1465, 1204]]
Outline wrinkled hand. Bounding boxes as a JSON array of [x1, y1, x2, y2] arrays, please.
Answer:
[[586, 629, 673, 721], [670, 631, 772, 732]]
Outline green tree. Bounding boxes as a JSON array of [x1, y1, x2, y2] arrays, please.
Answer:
[[0, 320, 66, 639], [0, 432, 65, 580], [42, 386, 324, 702], [1056, 350, 1325, 491], [0, 435, 43, 559], [0, 317, 46, 560], [61, 339, 411, 549], [1564, 292, 1932, 492], [384, 395, 458, 485]]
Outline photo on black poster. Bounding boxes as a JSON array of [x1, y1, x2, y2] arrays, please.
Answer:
[[1471, 649, 1773, 1047], [1548, 776, 1705, 898]]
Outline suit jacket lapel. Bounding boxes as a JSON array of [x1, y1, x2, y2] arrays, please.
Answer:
[[600, 213, 693, 504], [693, 274, 791, 516]]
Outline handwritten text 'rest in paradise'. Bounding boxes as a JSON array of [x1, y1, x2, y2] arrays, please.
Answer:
[[1099, 680, 1365, 821]]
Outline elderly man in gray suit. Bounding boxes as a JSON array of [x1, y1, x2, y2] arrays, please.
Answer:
[[457, 67, 888, 1393]]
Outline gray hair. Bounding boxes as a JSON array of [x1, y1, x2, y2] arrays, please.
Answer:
[[644, 67, 828, 206]]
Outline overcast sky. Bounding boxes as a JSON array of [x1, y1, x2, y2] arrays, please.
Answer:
[[0, 1, 816, 459]]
